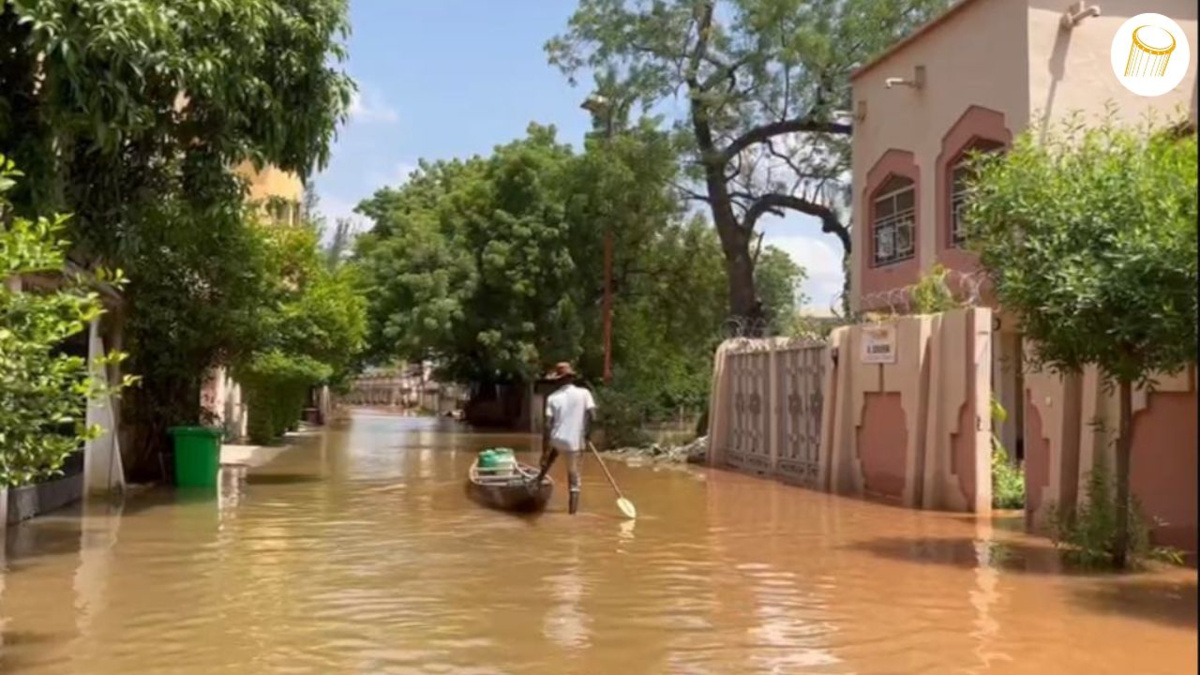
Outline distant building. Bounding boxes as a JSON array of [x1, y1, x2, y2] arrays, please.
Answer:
[[342, 362, 467, 415], [237, 161, 305, 226]]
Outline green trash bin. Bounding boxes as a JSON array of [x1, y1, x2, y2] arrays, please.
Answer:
[[169, 426, 223, 488]]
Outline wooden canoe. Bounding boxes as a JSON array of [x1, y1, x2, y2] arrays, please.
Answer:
[[466, 459, 554, 513]]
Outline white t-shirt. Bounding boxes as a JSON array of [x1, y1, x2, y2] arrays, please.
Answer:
[[545, 384, 597, 452]]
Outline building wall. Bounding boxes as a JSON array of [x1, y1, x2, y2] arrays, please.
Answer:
[[850, 0, 1030, 313], [1026, 365, 1197, 556], [1026, 0, 1198, 133], [200, 367, 248, 442], [707, 308, 994, 514], [235, 161, 304, 226], [823, 308, 994, 513], [236, 161, 304, 205], [850, 0, 1198, 313], [849, 0, 1198, 554]]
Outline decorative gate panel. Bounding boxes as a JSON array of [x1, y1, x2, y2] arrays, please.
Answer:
[[775, 345, 825, 486], [725, 350, 773, 474], [715, 340, 826, 483]]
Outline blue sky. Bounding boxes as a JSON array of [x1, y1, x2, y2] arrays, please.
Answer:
[[311, 0, 845, 311]]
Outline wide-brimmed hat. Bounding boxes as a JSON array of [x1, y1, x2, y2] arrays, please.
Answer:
[[546, 362, 576, 380]]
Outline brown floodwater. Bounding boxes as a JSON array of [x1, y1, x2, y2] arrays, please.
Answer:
[[1, 411, 1195, 674]]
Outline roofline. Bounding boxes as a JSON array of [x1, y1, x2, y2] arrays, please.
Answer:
[[850, 0, 984, 81]]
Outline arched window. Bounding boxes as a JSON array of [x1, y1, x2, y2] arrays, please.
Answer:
[[949, 141, 1003, 247], [872, 175, 916, 267]]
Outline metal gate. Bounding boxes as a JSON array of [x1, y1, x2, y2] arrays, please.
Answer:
[[718, 341, 825, 485], [775, 345, 825, 486], [725, 350, 772, 474]]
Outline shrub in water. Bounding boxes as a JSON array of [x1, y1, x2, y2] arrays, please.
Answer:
[[1048, 453, 1183, 568]]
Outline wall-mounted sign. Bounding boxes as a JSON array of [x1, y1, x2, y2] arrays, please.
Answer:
[[861, 325, 897, 364]]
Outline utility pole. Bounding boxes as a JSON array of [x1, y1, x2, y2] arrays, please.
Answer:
[[581, 93, 615, 384]]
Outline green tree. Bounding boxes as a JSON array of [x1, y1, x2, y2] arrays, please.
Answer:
[[238, 219, 367, 443], [547, 0, 947, 326], [603, 214, 729, 438], [117, 180, 270, 477], [755, 244, 807, 333], [356, 122, 759, 435], [0, 158, 130, 487], [1, 0, 352, 235], [966, 114, 1197, 568], [0, 0, 353, 478], [358, 125, 590, 386]]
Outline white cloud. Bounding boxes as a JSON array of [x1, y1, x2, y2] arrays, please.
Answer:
[[348, 88, 399, 124], [367, 161, 419, 190], [759, 222, 846, 313]]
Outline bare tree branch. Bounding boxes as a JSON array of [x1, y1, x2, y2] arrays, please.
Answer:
[[672, 180, 712, 203], [743, 193, 852, 253], [721, 117, 853, 163]]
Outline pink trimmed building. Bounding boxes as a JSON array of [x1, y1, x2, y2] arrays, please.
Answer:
[[848, 0, 1197, 553]]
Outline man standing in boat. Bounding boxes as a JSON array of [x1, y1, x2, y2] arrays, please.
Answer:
[[531, 362, 595, 515]]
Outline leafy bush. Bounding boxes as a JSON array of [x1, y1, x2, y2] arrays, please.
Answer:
[[910, 264, 960, 314], [1048, 453, 1184, 568], [593, 386, 653, 449], [0, 158, 130, 487], [991, 447, 1025, 510], [2, 0, 354, 481], [968, 113, 1197, 567], [990, 398, 1025, 510], [235, 219, 367, 444], [239, 350, 331, 445]]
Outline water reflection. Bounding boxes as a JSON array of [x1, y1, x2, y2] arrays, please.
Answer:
[[542, 536, 591, 650], [71, 499, 123, 647], [966, 516, 1012, 673], [618, 518, 636, 544]]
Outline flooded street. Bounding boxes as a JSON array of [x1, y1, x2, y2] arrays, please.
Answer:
[[1, 412, 1195, 674]]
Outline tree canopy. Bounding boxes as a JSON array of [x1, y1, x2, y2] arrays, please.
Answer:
[[0, 157, 130, 487], [355, 122, 806, 431], [1, 0, 354, 477], [357, 125, 582, 385], [237, 218, 367, 444], [966, 114, 1198, 567], [1, 0, 353, 247], [547, 0, 948, 323]]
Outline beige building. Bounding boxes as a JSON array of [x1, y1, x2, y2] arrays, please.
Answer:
[[237, 160, 305, 226], [847, 0, 1197, 553], [850, 0, 1196, 314]]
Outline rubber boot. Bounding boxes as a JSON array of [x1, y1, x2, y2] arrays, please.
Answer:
[[568, 491, 580, 515]]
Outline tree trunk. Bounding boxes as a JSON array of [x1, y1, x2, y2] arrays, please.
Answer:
[[700, 174, 761, 329], [684, 11, 762, 332], [1112, 377, 1134, 568], [721, 229, 759, 325]]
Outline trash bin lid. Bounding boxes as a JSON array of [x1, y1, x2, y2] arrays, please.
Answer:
[[168, 426, 223, 439]]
